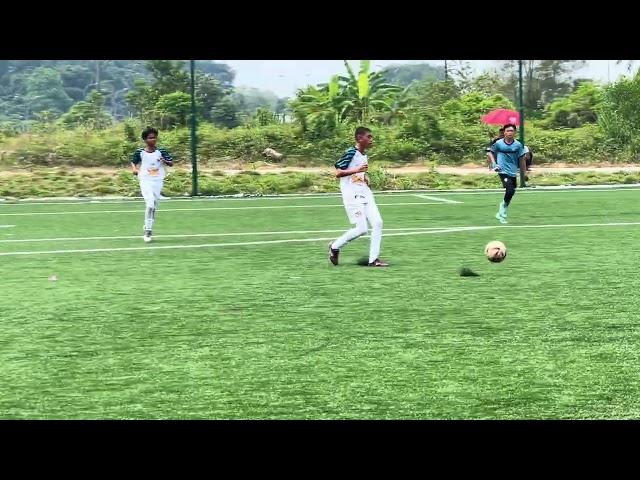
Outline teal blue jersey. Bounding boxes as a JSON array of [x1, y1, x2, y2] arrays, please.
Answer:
[[490, 138, 525, 177]]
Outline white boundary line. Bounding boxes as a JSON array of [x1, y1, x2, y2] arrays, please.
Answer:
[[0, 202, 447, 217], [2, 183, 640, 205], [413, 194, 463, 204], [0, 226, 452, 243], [0, 225, 15, 228], [0, 227, 479, 256], [2, 221, 640, 257]]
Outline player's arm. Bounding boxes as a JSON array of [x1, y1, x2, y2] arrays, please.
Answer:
[[485, 142, 494, 167], [486, 151, 496, 168], [517, 144, 527, 186], [335, 164, 368, 178], [334, 149, 366, 178], [159, 148, 174, 166], [131, 149, 142, 176], [488, 144, 500, 171]]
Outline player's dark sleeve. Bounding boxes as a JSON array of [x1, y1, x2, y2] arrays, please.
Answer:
[[159, 148, 174, 165], [335, 147, 356, 170], [131, 148, 143, 165]]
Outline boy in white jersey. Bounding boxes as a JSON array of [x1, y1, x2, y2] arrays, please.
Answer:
[[131, 127, 174, 243], [328, 127, 388, 267]]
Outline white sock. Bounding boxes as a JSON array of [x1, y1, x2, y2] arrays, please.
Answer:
[[144, 207, 155, 231], [368, 222, 382, 263]]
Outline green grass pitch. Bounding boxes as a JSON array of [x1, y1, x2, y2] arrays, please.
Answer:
[[2, 187, 640, 419]]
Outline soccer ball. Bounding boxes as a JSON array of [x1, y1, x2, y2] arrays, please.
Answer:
[[485, 241, 507, 263]]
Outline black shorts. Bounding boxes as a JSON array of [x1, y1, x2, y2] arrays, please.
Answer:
[[498, 174, 517, 189]]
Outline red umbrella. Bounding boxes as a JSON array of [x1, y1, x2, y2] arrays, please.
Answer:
[[481, 109, 520, 126]]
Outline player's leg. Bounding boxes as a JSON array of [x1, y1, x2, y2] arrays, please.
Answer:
[[152, 180, 163, 223], [329, 203, 368, 265], [140, 181, 156, 241], [496, 174, 516, 224], [364, 196, 387, 266]]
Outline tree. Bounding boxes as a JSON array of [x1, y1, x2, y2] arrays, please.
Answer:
[[543, 82, 602, 129], [254, 107, 278, 126], [59, 91, 112, 129], [194, 72, 227, 122], [446, 60, 474, 92], [441, 92, 514, 125], [125, 60, 189, 120], [598, 73, 640, 150], [24, 67, 73, 118], [210, 96, 240, 128], [145, 60, 190, 95], [467, 73, 504, 96], [289, 85, 337, 136], [232, 87, 280, 116], [380, 63, 444, 86], [496, 60, 586, 114], [403, 78, 461, 115], [155, 92, 192, 128], [125, 60, 237, 129], [196, 61, 235, 89], [0, 61, 149, 119]]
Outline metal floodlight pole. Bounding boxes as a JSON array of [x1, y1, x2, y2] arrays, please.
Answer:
[[518, 59, 526, 187], [190, 60, 198, 197]]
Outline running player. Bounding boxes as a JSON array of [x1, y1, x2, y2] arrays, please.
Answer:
[[131, 127, 174, 242], [328, 127, 388, 267], [488, 124, 526, 224]]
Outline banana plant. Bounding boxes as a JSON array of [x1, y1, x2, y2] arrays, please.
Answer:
[[340, 60, 401, 124], [289, 60, 402, 131]]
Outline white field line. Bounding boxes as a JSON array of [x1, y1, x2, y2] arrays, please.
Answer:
[[0, 202, 446, 217], [0, 225, 15, 228], [0, 226, 453, 243], [0, 227, 479, 257], [2, 221, 640, 257], [413, 194, 463, 204], [3, 183, 640, 205]]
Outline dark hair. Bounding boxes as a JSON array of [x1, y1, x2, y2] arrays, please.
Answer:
[[142, 127, 159, 140], [355, 126, 372, 139], [503, 124, 517, 131], [498, 127, 505, 133]]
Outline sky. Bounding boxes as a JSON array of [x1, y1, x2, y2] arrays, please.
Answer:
[[220, 60, 634, 98]]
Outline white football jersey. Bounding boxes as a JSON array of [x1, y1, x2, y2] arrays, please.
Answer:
[[133, 148, 172, 181], [335, 146, 370, 202]]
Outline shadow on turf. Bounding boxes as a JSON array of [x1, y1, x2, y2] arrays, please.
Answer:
[[357, 258, 480, 276], [356, 257, 370, 267], [459, 267, 480, 277]]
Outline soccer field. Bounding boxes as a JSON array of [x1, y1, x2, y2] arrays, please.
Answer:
[[2, 187, 640, 419]]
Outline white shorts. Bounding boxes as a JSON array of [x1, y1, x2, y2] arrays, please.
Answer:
[[139, 179, 163, 206], [343, 190, 382, 225]]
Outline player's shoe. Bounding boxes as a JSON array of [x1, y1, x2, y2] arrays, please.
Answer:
[[496, 202, 508, 224], [328, 243, 340, 265], [368, 258, 389, 267], [143, 230, 153, 243]]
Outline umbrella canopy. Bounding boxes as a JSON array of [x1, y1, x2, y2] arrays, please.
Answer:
[[481, 109, 520, 126]]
